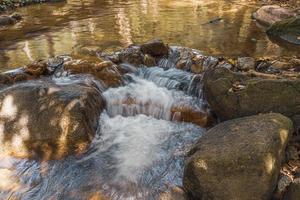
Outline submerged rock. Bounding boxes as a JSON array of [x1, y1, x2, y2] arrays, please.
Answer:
[[203, 66, 300, 129], [184, 113, 293, 200], [0, 79, 105, 160], [0, 13, 22, 26], [267, 16, 300, 45], [253, 5, 297, 26]]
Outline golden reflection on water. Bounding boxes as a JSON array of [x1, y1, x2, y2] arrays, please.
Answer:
[[0, 0, 299, 70]]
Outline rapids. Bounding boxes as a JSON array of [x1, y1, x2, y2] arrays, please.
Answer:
[[0, 66, 206, 200]]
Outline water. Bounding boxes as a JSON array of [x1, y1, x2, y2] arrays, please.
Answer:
[[1, 0, 299, 70], [0, 66, 207, 199]]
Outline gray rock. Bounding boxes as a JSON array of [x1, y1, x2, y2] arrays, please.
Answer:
[[184, 113, 294, 200]]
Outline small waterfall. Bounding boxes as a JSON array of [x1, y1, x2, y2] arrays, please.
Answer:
[[103, 75, 175, 120], [103, 74, 205, 121], [136, 67, 204, 98]]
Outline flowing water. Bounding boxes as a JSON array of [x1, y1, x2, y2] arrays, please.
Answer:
[[0, 67, 206, 199], [0, 0, 300, 70], [0, 0, 297, 199]]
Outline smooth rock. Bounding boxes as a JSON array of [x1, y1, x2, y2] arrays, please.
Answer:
[[140, 39, 169, 57], [184, 113, 294, 200], [0, 79, 105, 160], [253, 5, 297, 26]]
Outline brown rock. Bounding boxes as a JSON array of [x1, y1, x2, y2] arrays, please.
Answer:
[[25, 60, 48, 76], [140, 39, 169, 57], [271, 61, 292, 70], [253, 5, 297, 26], [143, 54, 157, 67], [171, 105, 213, 128], [64, 59, 122, 88], [0, 79, 105, 160]]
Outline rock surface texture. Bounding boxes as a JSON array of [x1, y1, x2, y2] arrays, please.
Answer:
[[203, 66, 300, 130], [184, 113, 294, 200], [0, 79, 105, 160], [253, 5, 297, 26]]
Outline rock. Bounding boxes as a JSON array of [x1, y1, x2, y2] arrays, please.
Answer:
[[253, 5, 297, 26], [191, 55, 206, 74], [140, 39, 169, 57], [267, 16, 300, 45], [64, 59, 122, 88], [271, 60, 292, 70], [143, 54, 157, 67], [0, 79, 105, 160], [289, 58, 300, 72], [0, 13, 21, 26], [159, 187, 187, 200], [118, 46, 144, 66], [283, 181, 300, 200], [183, 113, 294, 200], [203, 67, 300, 128], [171, 104, 213, 128], [25, 60, 49, 76], [237, 57, 256, 71]]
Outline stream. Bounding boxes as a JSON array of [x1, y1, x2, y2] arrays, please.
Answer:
[[0, 66, 205, 199]]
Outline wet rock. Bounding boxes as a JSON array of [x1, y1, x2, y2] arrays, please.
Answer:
[[140, 39, 169, 57], [289, 58, 300, 71], [283, 180, 300, 200], [159, 187, 187, 200], [64, 59, 122, 88], [267, 16, 300, 45], [237, 57, 256, 71], [191, 55, 206, 74], [0, 13, 22, 26], [203, 67, 300, 129], [118, 46, 144, 66], [143, 54, 157, 67], [253, 5, 297, 26], [171, 104, 213, 128], [184, 113, 294, 200], [25, 60, 48, 76], [0, 79, 105, 160]]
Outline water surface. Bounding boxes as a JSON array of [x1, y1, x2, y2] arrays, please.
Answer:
[[0, 0, 299, 70]]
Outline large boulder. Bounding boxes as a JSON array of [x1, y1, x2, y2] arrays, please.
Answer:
[[183, 113, 294, 200], [203, 67, 300, 131], [267, 16, 300, 45], [0, 79, 105, 160], [253, 5, 297, 26]]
